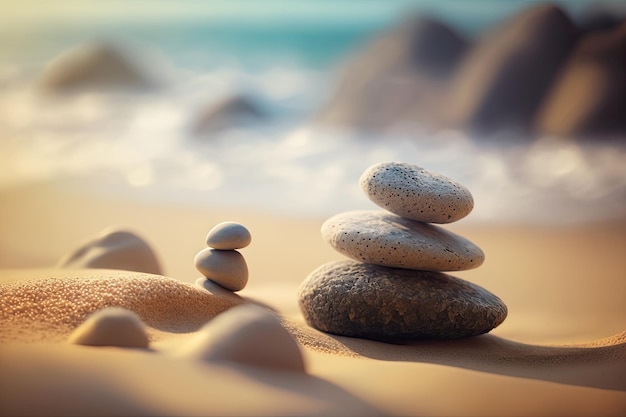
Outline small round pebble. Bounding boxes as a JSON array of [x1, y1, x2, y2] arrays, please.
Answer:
[[206, 222, 251, 250], [194, 277, 246, 304], [67, 307, 150, 348], [298, 260, 507, 341], [322, 210, 484, 271], [195, 248, 248, 291], [174, 304, 306, 373], [360, 162, 474, 224]]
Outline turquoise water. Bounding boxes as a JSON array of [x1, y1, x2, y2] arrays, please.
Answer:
[[4, 0, 620, 69]]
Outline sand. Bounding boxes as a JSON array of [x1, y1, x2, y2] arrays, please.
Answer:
[[1, 181, 625, 416]]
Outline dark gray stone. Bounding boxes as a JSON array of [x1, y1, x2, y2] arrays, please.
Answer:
[[298, 260, 507, 341]]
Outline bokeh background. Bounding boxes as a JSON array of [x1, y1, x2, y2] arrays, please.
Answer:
[[1, 0, 625, 223]]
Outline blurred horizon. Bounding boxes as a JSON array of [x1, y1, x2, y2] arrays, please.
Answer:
[[3, 0, 625, 66], [1, 0, 625, 224]]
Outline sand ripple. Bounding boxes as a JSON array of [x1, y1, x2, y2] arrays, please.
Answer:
[[0, 269, 243, 343]]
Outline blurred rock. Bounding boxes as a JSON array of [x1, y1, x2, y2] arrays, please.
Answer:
[[38, 41, 155, 93], [57, 227, 162, 275], [577, 4, 625, 33], [315, 3, 626, 141], [316, 15, 469, 131], [191, 95, 267, 135], [446, 4, 579, 136], [537, 22, 626, 139]]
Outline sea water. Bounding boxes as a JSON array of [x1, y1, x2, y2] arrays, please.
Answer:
[[1, 0, 625, 224]]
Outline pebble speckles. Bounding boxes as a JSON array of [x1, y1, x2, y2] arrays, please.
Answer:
[[322, 210, 484, 271], [360, 162, 474, 224], [298, 261, 507, 340], [299, 161, 506, 342]]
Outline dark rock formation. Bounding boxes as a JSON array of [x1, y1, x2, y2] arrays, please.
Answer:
[[446, 4, 579, 135], [316, 15, 469, 131], [315, 4, 626, 140], [191, 94, 267, 135], [577, 4, 625, 33], [38, 41, 154, 92], [536, 22, 626, 138]]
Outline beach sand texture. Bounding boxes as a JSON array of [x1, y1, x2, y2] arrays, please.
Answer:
[[1, 183, 625, 416]]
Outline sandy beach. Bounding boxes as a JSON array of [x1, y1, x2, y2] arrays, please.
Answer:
[[2, 1, 626, 415], [1, 181, 625, 416]]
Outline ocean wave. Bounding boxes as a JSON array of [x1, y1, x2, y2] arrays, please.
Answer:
[[1, 44, 625, 224]]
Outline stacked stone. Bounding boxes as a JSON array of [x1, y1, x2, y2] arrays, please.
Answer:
[[194, 222, 251, 292], [298, 162, 507, 341]]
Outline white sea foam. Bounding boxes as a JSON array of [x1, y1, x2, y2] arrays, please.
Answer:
[[1, 61, 625, 224]]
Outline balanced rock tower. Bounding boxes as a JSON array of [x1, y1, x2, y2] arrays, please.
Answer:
[[195, 222, 251, 292], [298, 162, 507, 341]]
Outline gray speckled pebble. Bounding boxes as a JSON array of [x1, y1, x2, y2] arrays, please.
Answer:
[[360, 162, 474, 224], [194, 248, 248, 291], [322, 210, 484, 271], [206, 222, 251, 250], [298, 260, 507, 341]]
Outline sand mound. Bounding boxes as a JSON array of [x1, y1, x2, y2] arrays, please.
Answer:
[[0, 343, 380, 417], [1, 265, 625, 415], [67, 307, 151, 348], [0, 269, 244, 343]]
